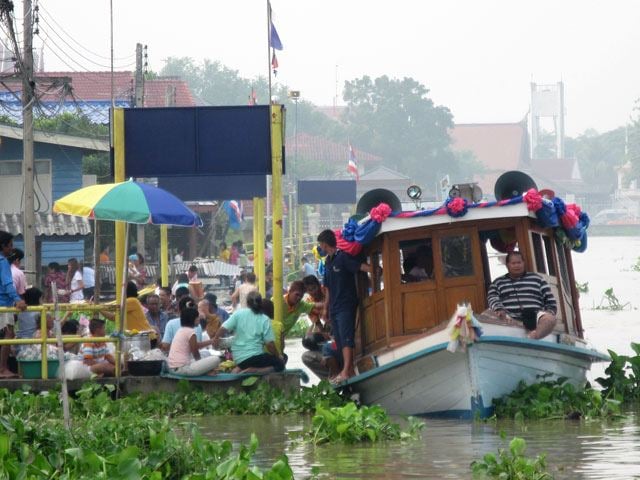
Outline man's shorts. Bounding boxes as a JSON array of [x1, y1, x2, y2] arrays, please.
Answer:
[[332, 309, 356, 349], [0, 312, 14, 331]]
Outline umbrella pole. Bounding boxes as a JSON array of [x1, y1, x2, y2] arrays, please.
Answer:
[[115, 222, 129, 385], [52, 283, 71, 430]]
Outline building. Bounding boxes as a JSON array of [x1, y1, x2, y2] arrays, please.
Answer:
[[0, 71, 196, 270], [0, 123, 108, 266]]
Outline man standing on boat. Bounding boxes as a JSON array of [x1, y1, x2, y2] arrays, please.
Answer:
[[317, 229, 371, 383], [487, 251, 557, 340]]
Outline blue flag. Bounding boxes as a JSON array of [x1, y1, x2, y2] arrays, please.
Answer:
[[270, 21, 283, 50], [223, 200, 243, 230]]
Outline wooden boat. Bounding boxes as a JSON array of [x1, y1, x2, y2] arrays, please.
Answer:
[[338, 172, 608, 419]]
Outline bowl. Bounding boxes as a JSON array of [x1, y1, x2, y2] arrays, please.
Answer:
[[127, 360, 164, 376]]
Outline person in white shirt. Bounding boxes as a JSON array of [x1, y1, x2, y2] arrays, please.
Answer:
[[81, 263, 95, 300], [66, 258, 84, 303]]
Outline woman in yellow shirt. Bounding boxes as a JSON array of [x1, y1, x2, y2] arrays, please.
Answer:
[[101, 281, 153, 334]]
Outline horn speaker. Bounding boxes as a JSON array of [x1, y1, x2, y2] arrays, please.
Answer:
[[494, 171, 537, 200], [356, 188, 402, 215]]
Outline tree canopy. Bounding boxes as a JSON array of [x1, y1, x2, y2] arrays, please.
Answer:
[[341, 75, 456, 185]]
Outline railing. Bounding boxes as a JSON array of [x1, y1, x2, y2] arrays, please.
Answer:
[[0, 303, 120, 379]]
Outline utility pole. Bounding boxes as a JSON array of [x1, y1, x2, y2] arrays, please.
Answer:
[[22, 0, 36, 286], [134, 43, 145, 257]]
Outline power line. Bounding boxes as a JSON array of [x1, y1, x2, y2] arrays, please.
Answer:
[[38, 12, 134, 69], [39, 1, 134, 62]]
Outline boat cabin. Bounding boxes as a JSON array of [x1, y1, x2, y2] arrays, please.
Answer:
[[355, 201, 583, 368]]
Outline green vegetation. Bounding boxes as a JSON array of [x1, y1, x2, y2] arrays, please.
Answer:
[[492, 376, 621, 420], [595, 343, 640, 401], [493, 343, 640, 421], [594, 287, 630, 310], [632, 257, 640, 272], [471, 436, 553, 480], [306, 402, 424, 445], [0, 385, 294, 479], [575, 281, 589, 293]]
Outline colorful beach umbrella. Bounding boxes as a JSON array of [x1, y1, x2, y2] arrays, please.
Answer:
[[53, 179, 202, 227]]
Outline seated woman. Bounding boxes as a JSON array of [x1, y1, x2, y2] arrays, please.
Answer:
[[213, 291, 284, 374], [167, 302, 220, 376], [101, 282, 154, 337]]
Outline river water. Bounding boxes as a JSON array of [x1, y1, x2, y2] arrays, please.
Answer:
[[198, 236, 640, 479]]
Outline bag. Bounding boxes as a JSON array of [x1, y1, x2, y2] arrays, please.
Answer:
[[521, 309, 537, 331]]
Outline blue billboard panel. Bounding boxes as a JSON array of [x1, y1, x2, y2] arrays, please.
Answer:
[[298, 180, 357, 204], [158, 175, 266, 201], [123, 105, 273, 177]]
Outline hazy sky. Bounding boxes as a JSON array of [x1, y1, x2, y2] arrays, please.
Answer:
[[31, 0, 640, 135]]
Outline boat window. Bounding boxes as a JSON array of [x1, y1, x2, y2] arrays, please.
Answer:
[[372, 251, 384, 292], [555, 239, 571, 288], [543, 235, 556, 277], [531, 232, 547, 274], [399, 238, 433, 283], [440, 234, 474, 277]]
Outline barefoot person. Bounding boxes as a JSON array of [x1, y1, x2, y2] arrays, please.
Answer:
[[317, 229, 371, 384], [213, 291, 284, 374], [487, 250, 557, 339], [0, 231, 26, 378]]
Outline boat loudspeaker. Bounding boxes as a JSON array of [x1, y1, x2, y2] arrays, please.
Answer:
[[494, 170, 537, 200], [356, 188, 402, 215]]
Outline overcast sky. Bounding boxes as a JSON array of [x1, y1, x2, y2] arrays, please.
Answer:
[[31, 0, 640, 135]]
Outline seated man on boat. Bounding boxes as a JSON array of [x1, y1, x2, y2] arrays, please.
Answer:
[[487, 251, 557, 340]]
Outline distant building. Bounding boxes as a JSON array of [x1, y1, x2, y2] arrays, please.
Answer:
[[450, 122, 589, 203], [0, 71, 196, 124]]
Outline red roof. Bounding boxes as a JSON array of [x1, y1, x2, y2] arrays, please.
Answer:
[[10, 71, 195, 107], [450, 123, 529, 172], [287, 132, 382, 167]]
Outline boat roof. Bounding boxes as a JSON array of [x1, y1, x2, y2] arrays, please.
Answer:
[[379, 202, 533, 234]]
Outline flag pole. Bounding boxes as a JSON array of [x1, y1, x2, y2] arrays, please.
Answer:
[[267, 0, 272, 103]]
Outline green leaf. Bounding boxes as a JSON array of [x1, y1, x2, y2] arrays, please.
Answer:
[[242, 376, 259, 387]]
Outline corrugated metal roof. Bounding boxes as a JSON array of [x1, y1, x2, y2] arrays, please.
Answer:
[[0, 212, 92, 236]]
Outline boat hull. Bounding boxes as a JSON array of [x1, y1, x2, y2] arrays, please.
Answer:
[[343, 336, 607, 419]]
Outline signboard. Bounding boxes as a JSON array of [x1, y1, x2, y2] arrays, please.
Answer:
[[298, 180, 357, 204]]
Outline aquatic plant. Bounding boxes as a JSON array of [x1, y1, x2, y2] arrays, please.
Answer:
[[286, 317, 310, 338], [471, 436, 553, 479], [594, 287, 630, 310], [306, 402, 424, 444], [596, 343, 640, 401], [0, 401, 293, 479], [492, 376, 621, 420], [575, 281, 589, 293]]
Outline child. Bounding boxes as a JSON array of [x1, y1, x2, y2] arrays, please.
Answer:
[[17, 287, 48, 343], [82, 318, 115, 376], [167, 302, 220, 376]]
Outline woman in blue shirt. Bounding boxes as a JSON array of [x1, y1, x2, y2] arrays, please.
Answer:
[[213, 291, 284, 373]]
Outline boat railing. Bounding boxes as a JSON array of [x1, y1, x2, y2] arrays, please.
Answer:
[[0, 303, 120, 379]]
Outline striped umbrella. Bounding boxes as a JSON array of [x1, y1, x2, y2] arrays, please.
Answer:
[[53, 179, 202, 227]]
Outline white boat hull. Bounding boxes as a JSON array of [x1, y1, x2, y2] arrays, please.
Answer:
[[343, 335, 608, 419]]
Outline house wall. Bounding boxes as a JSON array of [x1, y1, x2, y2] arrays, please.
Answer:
[[0, 137, 87, 265]]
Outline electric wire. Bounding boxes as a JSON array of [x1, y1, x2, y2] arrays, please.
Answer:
[[39, 2, 134, 62], [38, 12, 134, 69]]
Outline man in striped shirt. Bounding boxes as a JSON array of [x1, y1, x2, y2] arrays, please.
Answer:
[[487, 251, 557, 340]]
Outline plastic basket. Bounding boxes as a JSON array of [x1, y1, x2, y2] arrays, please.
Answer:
[[18, 359, 59, 379]]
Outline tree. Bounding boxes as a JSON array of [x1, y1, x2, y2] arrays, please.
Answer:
[[160, 57, 339, 140], [341, 75, 456, 186], [565, 127, 625, 187]]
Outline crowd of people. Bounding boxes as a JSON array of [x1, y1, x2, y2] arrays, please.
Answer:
[[0, 226, 558, 382]]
